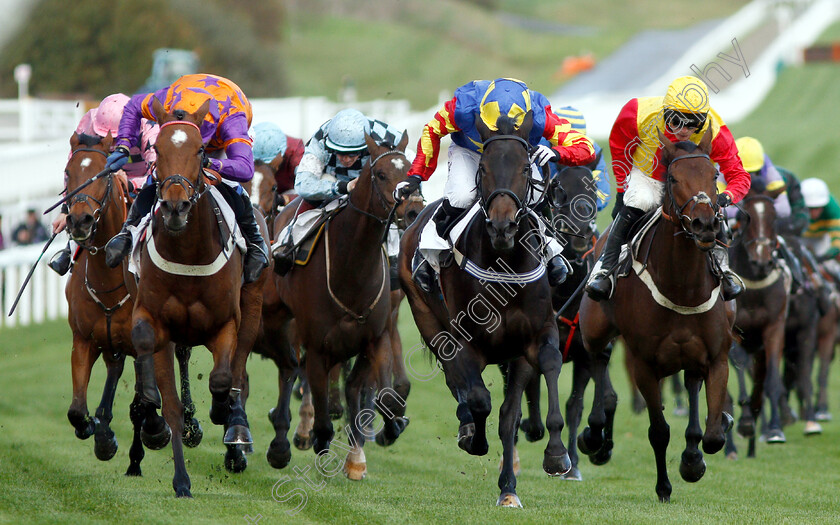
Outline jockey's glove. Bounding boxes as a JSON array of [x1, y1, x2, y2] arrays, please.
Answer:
[[105, 145, 130, 172], [611, 192, 624, 220], [335, 180, 350, 195], [394, 175, 422, 201], [530, 144, 560, 167], [717, 192, 732, 208]]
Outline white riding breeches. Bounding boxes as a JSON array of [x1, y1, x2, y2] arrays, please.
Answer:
[[623, 167, 664, 212]]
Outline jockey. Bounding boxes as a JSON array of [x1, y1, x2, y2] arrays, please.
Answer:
[[775, 166, 810, 237], [271, 108, 407, 275], [801, 178, 840, 263], [48, 93, 158, 276], [585, 76, 751, 302], [395, 78, 596, 293], [548, 105, 611, 212], [103, 73, 269, 284], [251, 121, 305, 205]]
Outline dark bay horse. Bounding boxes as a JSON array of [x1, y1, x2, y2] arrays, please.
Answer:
[[726, 192, 791, 453], [63, 133, 202, 475], [269, 132, 411, 480], [578, 130, 735, 502], [400, 112, 569, 507], [128, 98, 268, 497]]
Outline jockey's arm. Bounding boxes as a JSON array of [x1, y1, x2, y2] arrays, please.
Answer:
[[709, 123, 750, 204], [407, 97, 460, 180], [608, 99, 641, 194], [542, 107, 595, 166], [590, 142, 612, 211], [294, 140, 337, 201], [115, 89, 167, 151], [209, 113, 254, 183]]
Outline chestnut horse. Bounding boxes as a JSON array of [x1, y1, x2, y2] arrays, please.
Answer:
[[270, 132, 411, 480], [400, 112, 570, 507], [127, 99, 267, 497], [63, 133, 202, 476], [578, 131, 735, 502]]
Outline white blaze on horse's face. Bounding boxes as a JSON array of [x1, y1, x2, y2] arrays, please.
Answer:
[[170, 129, 188, 148], [80, 158, 92, 169], [391, 157, 405, 171]]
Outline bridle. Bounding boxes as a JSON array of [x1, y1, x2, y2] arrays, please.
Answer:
[[476, 134, 549, 224], [662, 152, 722, 242], [732, 194, 779, 258], [154, 120, 208, 208], [345, 147, 408, 245], [66, 147, 123, 252]]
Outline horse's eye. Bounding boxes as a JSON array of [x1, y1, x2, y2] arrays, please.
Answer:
[[375, 170, 386, 181]]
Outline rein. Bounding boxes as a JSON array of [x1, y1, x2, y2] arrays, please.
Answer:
[[66, 148, 128, 252], [345, 148, 407, 246]]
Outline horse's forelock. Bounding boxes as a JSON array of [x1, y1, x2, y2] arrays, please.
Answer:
[[173, 109, 187, 121], [77, 133, 102, 147], [495, 115, 518, 135], [674, 140, 700, 153]]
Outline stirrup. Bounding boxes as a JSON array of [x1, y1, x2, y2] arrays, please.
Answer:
[[411, 253, 437, 293], [105, 231, 132, 268], [585, 269, 614, 302], [272, 242, 295, 276], [720, 271, 744, 301], [244, 242, 269, 284]]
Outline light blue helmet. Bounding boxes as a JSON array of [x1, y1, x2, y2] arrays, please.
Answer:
[[325, 108, 369, 152], [252, 122, 287, 164], [556, 106, 587, 135]]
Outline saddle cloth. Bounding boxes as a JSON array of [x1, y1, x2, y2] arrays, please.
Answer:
[[128, 186, 246, 277], [615, 207, 662, 279]]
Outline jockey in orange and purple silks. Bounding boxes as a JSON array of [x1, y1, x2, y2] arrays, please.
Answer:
[[103, 73, 268, 284], [393, 77, 596, 293]]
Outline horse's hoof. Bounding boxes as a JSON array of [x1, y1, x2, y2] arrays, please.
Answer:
[[721, 412, 734, 434], [589, 443, 613, 466], [519, 418, 545, 442], [766, 429, 786, 444], [141, 422, 171, 450], [224, 445, 248, 473], [658, 494, 671, 503], [543, 451, 572, 477], [74, 417, 97, 440], [94, 424, 118, 461], [726, 451, 738, 461], [344, 448, 367, 480], [375, 417, 409, 447], [223, 424, 253, 446], [182, 417, 204, 448], [815, 410, 832, 422], [125, 464, 142, 477], [175, 487, 193, 498], [293, 432, 312, 451], [266, 440, 292, 469], [804, 421, 823, 435], [679, 453, 706, 483], [736, 418, 755, 439], [577, 427, 603, 456], [496, 493, 522, 508], [328, 402, 344, 421], [561, 466, 582, 481], [457, 423, 475, 453]]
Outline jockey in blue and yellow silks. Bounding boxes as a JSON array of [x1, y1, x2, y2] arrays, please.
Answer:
[[393, 78, 596, 292]]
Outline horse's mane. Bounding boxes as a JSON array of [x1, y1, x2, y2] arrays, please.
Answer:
[[77, 133, 103, 147]]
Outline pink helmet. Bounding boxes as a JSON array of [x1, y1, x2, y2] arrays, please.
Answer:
[[75, 108, 97, 135], [92, 93, 130, 137]]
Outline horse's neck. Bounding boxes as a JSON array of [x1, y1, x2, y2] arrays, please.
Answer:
[[330, 187, 388, 276], [648, 220, 715, 294]]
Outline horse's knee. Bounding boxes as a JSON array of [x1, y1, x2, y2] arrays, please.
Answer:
[[467, 386, 492, 419], [131, 321, 155, 353]]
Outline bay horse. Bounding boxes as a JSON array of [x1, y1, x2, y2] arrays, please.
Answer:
[[63, 132, 202, 476], [270, 131, 411, 480], [726, 191, 791, 452], [128, 98, 268, 497], [578, 130, 735, 502], [400, 112, 570, 507]]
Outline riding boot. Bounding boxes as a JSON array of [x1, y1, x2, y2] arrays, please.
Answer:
[[218, 184, 269, 284], [49, 243, 73, 276], [777, 237, 805, 292], [585, 205, 644, 301], [546, 254, 571, 286], [711, 245, 744, 300], [412, 200, 467, 292], [411, 249, 436, 293], [105, 183, 156, 268]]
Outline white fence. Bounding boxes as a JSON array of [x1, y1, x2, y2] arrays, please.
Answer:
[[0, 242, 68, 329]]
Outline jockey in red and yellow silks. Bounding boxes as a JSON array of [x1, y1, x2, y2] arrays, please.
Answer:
[[394, 78, 595, 293], [585, 76, 749, 302]]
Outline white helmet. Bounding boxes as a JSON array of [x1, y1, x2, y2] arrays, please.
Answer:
[[325, 108, 369, 152], [801, 177, 831, 208]]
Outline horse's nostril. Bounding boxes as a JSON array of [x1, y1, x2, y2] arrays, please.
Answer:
[[176, 201, 190, 215], [691, 218, 703, 233], [80, 214, 94, 226]]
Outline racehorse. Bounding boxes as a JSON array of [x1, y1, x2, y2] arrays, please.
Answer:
[[127, 98, 268, 497], [400, 112, 570, 507], [270, 132, 411, 480], [726, 191, 791, 452], [578, 130, 735, 502], [63, 132, 202, 476]]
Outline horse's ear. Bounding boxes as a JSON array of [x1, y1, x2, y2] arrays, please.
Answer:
[[698, 127, 713, 155], [396, 130, 409, 152], [658, 130, 675, 165], [476, 114, 493, 142], [152, 97, 168, 124], [101, 132, 114, 152], [517, 110, 534, 140], [364, 131, 378, 154], [190, 99, 211, 126], [70, 132, 80, 149]]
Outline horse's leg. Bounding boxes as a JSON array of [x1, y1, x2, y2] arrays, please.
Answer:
[[563, 356, 589, 481], [624, 345, 645, 414], [590, 350, 618, 466], [371, 333, 409, 448], [678, 371, 706, 483], [131, 310, 171, 450], [267, 339, 298, 469], [702, 345, 732, 456], [154, 346, 191, 498], [535, 329, 571, 477], [578, 344, 612, 457], [746, 349, 768, 457], [762, 321, 787, 444], [67, 333, 98, 440], [307, 351, 336, 454], [723, 391, 738, 460], [388, 290, 412, 407], [634, 360, 671, 503], [730, 344, 755, 439], [497, 359, 531, 507], [125, 391, 145, 476], [671, 373, 687, 417], [343, 353, 374, 480], [793, 321, 821, 434], [294, 381, 315, 451], [328, 364, 344, 421], [93, 352, 125, 461], [175, 345, 203, 448], [815, 319, 836, 421], [519, 368, 545, 443]]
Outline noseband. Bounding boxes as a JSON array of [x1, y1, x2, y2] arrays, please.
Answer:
[[476, 134, 547, 224], [155, 120, 207, 206]]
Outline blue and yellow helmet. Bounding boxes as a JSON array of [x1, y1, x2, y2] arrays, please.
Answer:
[[479, 78, 532, 131]]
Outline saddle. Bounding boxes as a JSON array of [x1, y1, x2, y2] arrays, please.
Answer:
[[277, 197, 347, 267]]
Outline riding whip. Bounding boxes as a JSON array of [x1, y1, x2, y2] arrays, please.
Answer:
[[8, 231, 60, 316], [43, 167, 113, 215]]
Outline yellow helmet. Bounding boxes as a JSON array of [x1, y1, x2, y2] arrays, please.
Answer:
[[663, 76, 710, 114], [735, 136, 765, 172]]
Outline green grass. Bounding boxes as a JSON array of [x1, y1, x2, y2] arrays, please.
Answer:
[[2, 311, 840, 524]]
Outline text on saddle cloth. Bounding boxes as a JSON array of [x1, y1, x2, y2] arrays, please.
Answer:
[[127, 185, 246, 278]]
